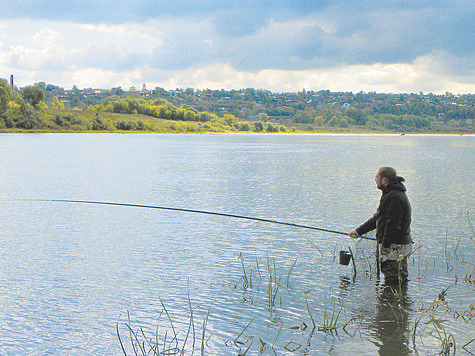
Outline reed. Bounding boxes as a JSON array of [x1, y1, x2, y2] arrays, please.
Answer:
[[117, 298, 211, 355], [271, 319, 283, 350], [180, 293, 195, 355], [305, 238, 324, 257], [266, 256, 280, 312], [468, 212, 474, 240], [318, 296, 343, 333], [303, 290, 316, 332], [117, 237, 473, 355], [200, 309, 210, 355], [426, 315, 456, 356], [285, 259, 297, 288], [462, 261, 475, 284], [238, 252, 250, 289], [233, 317, 255, 347]]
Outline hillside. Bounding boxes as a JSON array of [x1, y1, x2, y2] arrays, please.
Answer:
[[1, 79, 474, 133]]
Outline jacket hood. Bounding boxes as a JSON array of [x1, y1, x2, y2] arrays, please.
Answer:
[[383, 181, 406, 193]]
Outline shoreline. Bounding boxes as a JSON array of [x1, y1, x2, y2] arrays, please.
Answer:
[[0, 130, 473, 137]]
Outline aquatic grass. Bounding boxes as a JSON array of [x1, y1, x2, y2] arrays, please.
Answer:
[[117, 298, 211, 355], [426, 316, 456, 356], [240, 338, 254, 355], [284, 259, 297, 288], [235, 253, 298, 314], [255, 256, 262, 281], [159, 297, 179, 351], [267, 273, 280, 312], [410, 283, 475, 356], [303, 290, 316, 332], [117, 238, 474, 355], [238, 252, 250, 289], [413, 310, 455, 355], [233, 317, 255, 347], [462, 261, 475, 284], [180, 293, 195, 356], [305, 238, 324, 257], [265, 256, 281, 312], [257, 338, 267, 354], [355, 245, 375, 278], [270, 318, 283, 351], [319, 296, 343, 333], [468, 212, 475, 240], [200, 309, 210, 355]]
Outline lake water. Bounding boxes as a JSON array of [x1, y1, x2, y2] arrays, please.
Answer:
[[0, 133, 473, 355]]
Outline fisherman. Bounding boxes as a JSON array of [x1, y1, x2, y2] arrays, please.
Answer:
[[349, 167, 413, 284]]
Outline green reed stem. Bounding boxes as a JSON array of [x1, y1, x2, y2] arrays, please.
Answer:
[[234, 317, 255, 345], [468, 212, 475, 240], [285, 259, 297, 287], [303, 291, 316, 332], [272, 319, 283, 350], [201, 309, 209, 355]]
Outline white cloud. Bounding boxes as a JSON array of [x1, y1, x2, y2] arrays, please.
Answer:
[[73, 21, 163, 40], [68, 68, 143, 89], [0, 3, 472, 95], [32, 29, 61, 46], [138, 60, 473, 94]]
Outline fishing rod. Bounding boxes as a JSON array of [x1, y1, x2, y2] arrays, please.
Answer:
[[17, 199, 376, 241]]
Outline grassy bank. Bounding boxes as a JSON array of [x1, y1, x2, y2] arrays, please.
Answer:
[[1, 107, 473, 134]]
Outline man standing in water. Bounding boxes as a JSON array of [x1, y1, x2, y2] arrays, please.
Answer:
[[349, 167, 413, 284]]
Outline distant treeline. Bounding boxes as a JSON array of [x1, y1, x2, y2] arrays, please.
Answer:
[[94, 97, 217, 122], [0, 79, 288, 133], [1, 78, 474, 133], [92, 97, 288, 132]]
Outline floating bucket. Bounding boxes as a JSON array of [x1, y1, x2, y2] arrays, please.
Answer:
[[339, 250, 352, 265]]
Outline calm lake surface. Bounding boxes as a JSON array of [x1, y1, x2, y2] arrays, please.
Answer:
[[0, 133, 473, 355]]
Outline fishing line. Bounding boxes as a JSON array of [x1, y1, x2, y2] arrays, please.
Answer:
[[15, 199, 376, 241]]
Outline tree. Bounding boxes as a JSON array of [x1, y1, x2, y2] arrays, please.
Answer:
[[258, 112, 269, 121], [35, 82, 46, 89], [254, 121, 264, 131], [328, 115, 340, 127], [51, 96, 65, 110], [21, 86, 45, 107], [0, 78, 13, 113]]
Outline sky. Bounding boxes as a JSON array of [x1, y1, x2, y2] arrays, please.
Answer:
[[1, 0, 474, 94]]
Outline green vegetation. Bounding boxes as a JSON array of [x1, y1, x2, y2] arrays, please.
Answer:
[[1, 78, 474, 133], [118, 215, 474, 354], [117, 241, 474, 355]]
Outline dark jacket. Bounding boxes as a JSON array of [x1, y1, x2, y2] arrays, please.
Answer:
[[356, 180, 412, 248]]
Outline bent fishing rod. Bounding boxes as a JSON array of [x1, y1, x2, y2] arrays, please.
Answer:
[[17, 199, 376, 241]]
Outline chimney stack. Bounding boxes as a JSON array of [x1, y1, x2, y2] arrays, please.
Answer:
[[10, 75, 14, 90]]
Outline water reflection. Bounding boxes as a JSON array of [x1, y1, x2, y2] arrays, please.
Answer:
[[373, 282, 412, 356]]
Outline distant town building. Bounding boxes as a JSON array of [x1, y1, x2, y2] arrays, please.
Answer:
[[128, 86, 139, 93]]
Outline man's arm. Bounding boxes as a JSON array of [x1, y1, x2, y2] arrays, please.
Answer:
[[350, 214, 376, 238]]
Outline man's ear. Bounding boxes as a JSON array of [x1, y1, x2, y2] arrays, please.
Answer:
[[382, 177, 387, 185]]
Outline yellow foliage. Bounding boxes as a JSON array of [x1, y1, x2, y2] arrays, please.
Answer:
[[8, 101, 20, 110]]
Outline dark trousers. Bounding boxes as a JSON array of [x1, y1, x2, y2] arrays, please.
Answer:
[[381, 258, 408, 283]]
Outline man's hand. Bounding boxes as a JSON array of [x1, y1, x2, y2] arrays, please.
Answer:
[[349, 230, 359, 239]]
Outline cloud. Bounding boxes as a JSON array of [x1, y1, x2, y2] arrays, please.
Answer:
[[0, 1, 472, 93], [136, 55, 474, 94]]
